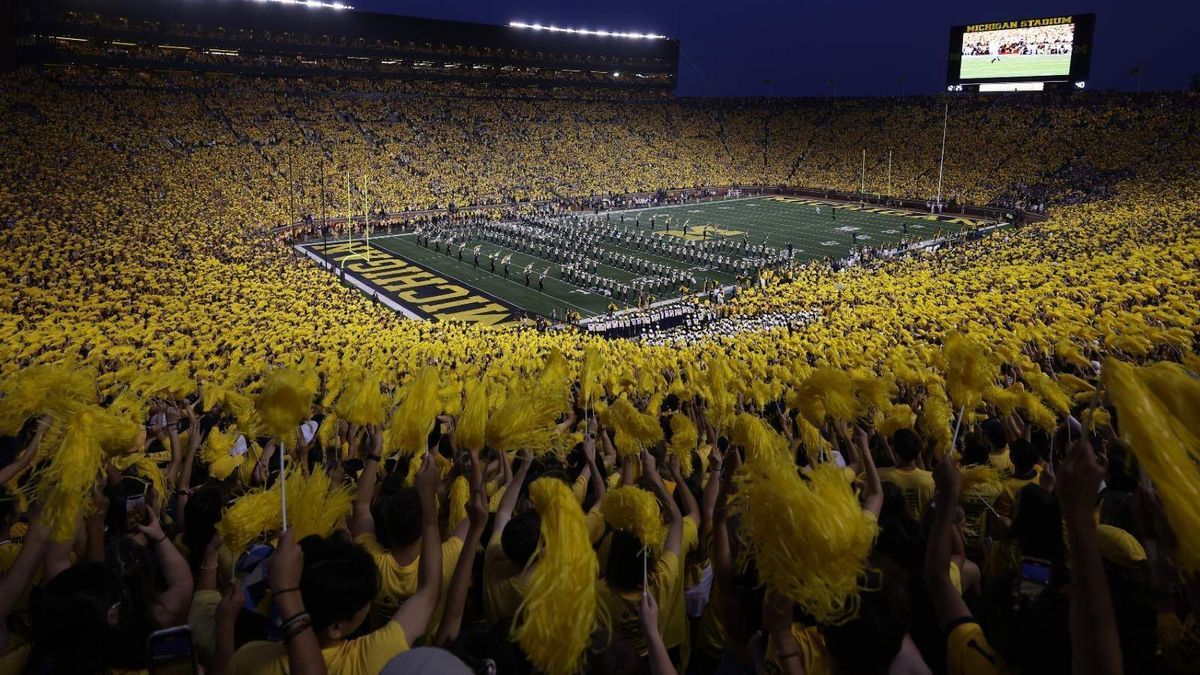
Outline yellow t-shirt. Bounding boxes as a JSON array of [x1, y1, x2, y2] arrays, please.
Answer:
[[960, 481, 1001, 542], [187, 590, 222, 666], [662, 519, 700, 655], [694, 580, 726, 658], [1095, 524, 1146, 568], [600, 551, 681, 656], [763, 624, 832, 675], [228, 619, 410, 675], [482, 534, 530, 627], [945, 619, 1003, 675], [997, 471, 1040, 518], [878, 466, 934, 521], [989, 449, 1014, 477], [354, 533, 463, 630]]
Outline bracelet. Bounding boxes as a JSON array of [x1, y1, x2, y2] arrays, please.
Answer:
[[274, 587, 301, 597], [366, 454, 382, 463], [283, 617, 313, 641], [279, 610, 310, 631], [200, 563, 219, 572], [150, 534, 167, 544], [776, 651, 801, 661]]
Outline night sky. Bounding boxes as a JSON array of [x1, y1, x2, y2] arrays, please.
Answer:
[[346, 0, 1199, 97]]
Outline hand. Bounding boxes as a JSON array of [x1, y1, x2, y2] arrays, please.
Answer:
[[762, 591, 794, 634], [1056, 437, 1105, 519], [218, 579, 246, 623], [367, 423, 383, 457], [641, 449, 658, 479], [135, 508, 167, 544], [467, 488, 488, 530], [414, 452, 439, 498], [90, 486, 109, 517], [933, 456, 962, 504], [206, 532, 225, 557], [164, 405, 182, 427], [665, 454, 682, 480], [268, 529, 303, 593], [638, 589, 660, 639]]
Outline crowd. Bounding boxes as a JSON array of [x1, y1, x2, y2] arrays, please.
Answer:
[[0, 64, 1198, 675]]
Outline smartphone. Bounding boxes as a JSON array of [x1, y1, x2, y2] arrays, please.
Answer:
[[148, 625, 195, 674], [1017, 557, 1051, 604], [125, 494, 148, 530]]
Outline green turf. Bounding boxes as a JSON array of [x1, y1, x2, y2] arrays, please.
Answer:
[[352, 196, 987, 319], [959, 53, 1072, 79]]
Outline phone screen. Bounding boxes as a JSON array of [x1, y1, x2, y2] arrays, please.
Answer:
[[1018, 558, 1051, 602], [148, 626, 194, 675]]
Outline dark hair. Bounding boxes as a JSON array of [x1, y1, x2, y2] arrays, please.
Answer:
[[371, 473, 423, 549], [823, 558, 911, 674], [961, 436, 989, 466], [1010, 439, 1039, 475], [27, 562, 148, 674], [183, 486, 226, 571], [893, 429, 922, 463], [604, 530, 648, 593], [982, 418, 1006, 449], [298, 534, 379, 633], [501, 510, 541, 568], [1011, 485, 1065, 570]]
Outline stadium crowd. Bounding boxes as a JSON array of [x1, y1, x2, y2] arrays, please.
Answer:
[[0, 64, 1198, 675]]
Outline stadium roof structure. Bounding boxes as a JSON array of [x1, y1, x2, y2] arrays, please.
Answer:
[[7, 0, 679, 90]]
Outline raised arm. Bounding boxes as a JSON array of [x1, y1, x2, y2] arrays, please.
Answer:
[[924, 458, 970, 626], [667, 455, 700, 529], [350, 424, 382, 539], [393, 451, 443, 640], [0, 518, 49, 652], [1057, 438, 1122, 675], [0, 416, 48, 485], [583, 417, 607, 504], [176, 400, 203, 530], [492, 451, 531, 539], [268, 529, 326, 675], [642, 450, 682, 559], [855, 427, 883, 517], [434, 453, 487, 646], [138, 508, 195, 627], [700, 447, 724, 528]]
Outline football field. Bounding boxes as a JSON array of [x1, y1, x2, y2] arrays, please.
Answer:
[[300, 195, 993, 324], [960, 53, 1072, 79]]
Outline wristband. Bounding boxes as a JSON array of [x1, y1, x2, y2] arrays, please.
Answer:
[[283, 617, 313, 641], [280, 610, 310, 631], [366, 454, 382, 464], [150, 534, 167, 544], [274, 587, 301, 597]]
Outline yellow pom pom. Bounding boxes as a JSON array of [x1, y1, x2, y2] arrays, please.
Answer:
[[734, 461, 878, 624], [0, 366, 94, 436], [579, 344, 607, 407], [512, 478, 602, 675], [598, 395, 663, 459], [385, 367, 441, 457], [918, 386, 954, 456], [943, 332, 996, 412], [1103, 359, 1200, 572], [455, 380, 488, 454], [601, 485, 666, 552], [218, 484, 282, 555], [792, 367, 860, 425], [960, 464, 1001, 495], [286, 466, 352, 541], [875, 404, 917, 438], [667, 412, 699, 476], [38, 407, 107, 542], [334, 374, 388, 426], [446, 476, 469, 529], [254, 368, 316, 440], [201, 427, 239, 465]]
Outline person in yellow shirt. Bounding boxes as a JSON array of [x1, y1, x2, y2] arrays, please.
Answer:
[[996, 439, 1041, 519], [877, 429, 934, 522], [958, 438, 1001, 545], [982, 418, 1014, 477], [600, 450, 684, 661], [350, 428, 465, 631], [483, 452, 534, 628], [228, 451, 443, 675]]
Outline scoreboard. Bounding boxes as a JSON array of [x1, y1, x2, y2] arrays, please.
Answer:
[[947, 14, 1095, 92]]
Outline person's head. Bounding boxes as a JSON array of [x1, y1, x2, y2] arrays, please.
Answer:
[[605, 530, 649, 593], [372, 473, 423, 550], [501, 509, 541, 568], [892, 429, 922, 465], [183, 485, 225, 570], [1011, 485, 1064, 568], [28, 562, 147, 673], [299, 534, 379, 641], [823, 558, 911, 674], [961, 435, 989, 467], [1010, 439, 1039, 475], [982, 418, 1006, 450]]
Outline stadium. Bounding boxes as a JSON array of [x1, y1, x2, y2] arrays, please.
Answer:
[[0, 0, 1198, 674]]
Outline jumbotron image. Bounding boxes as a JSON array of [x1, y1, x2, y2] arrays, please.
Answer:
[[2, 0, 1199, 674]]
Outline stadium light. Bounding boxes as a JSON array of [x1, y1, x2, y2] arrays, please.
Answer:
[[508, 21, 666, 40], [256, 0, 354, 10]]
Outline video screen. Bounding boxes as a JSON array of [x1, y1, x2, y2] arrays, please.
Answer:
[[959, 23, 1074, 80]]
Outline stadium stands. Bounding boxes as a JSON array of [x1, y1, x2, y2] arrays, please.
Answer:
[[0, 3, 1199, 674]]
